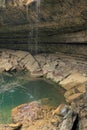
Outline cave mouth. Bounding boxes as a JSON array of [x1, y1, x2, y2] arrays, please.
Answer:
[[0, 71, 65, 124]]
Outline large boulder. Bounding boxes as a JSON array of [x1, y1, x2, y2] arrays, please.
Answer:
[[12, 101, 45, 124], [60, 72, 87, 90], [66, 93, 83, 103], [59, 110, 78, 130], [53, 104, 69, 117]]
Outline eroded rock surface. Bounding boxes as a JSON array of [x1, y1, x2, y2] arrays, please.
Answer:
[[59, 110, 78, 130], [0, 49, 42, 77], [12, 101, 45, 123]]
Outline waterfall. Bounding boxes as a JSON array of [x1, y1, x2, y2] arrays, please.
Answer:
[[35, 0, 40, 54], [26, 0, 40, 54]]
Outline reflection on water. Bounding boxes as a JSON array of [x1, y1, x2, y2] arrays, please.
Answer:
[[0, 72, 65, 123]]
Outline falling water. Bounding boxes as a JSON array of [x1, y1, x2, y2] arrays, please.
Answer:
[[26, 0, 40, 53], [35, 0, 40, 53]]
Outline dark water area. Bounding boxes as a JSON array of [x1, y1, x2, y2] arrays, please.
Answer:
[[0, 72, 65, 124]]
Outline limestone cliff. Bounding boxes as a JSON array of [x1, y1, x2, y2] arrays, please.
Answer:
[[0, 0, 87, 43], [0, 0, 36, 7]]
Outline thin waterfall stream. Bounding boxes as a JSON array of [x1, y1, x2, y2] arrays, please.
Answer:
[[35, 0, 40, 53], [27, 0, 40, 53]]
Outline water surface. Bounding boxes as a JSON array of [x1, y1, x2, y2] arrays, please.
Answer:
[[0, 72, 65, 123]]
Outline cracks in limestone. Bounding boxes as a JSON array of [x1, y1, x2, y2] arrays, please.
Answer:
[[71, 114, 79, 130], [33, 56, 43, 69], [6, 53, 30, 71], [18, 53, 41, 71], [0, 50, 41, 72], [29, 60, 36, 66], [59, 73, 71, 83], [19, 54, 35, 65], [17, 53, 29, 63], [17, 53, 30, 67], [33, 58, 41, 68], [23, 57, 36, 67]]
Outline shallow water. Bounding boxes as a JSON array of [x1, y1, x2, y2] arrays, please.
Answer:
[[0, 72, 65, 123]]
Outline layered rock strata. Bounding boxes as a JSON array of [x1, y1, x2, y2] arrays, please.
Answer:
[[0, 49, 86, 101]]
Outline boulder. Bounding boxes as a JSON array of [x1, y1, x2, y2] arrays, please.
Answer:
[[64, 88, 76, 99], [59, 110, 78, 130], [12, 101, 44, 124], [77, 83, 86, 93], [53, 104, 69, 117], [66, 93, 83, 103], [59, 72, 87, 90], [64, 83, 86, 102]]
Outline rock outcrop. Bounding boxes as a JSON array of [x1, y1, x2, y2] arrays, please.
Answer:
[[59, 110, 78, 130], [0, 0, 36, 7], [10, 92, 87, 130], [0, 49, 86, 90], [12, 101, 44, 123], [0, 49, 86, 130], [60, 72, 87, 90], [0, 49, 42, 77], [53, 104, 69, 117]]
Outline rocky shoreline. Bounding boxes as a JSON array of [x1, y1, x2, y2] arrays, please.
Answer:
[[0, 49, 86, 130]]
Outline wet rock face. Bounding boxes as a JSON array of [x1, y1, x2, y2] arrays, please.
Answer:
[[59, 110, 78, 130], [0, 49, 42, 77], [12, 101, 45, 123], [53, 104, 69, 117], [2, 0, 36, 7], [0, 0, 87, 42]]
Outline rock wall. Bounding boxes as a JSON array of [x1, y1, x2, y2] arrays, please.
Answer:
[[0, 0, 87, 42], [0, 0, 36, 7]]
